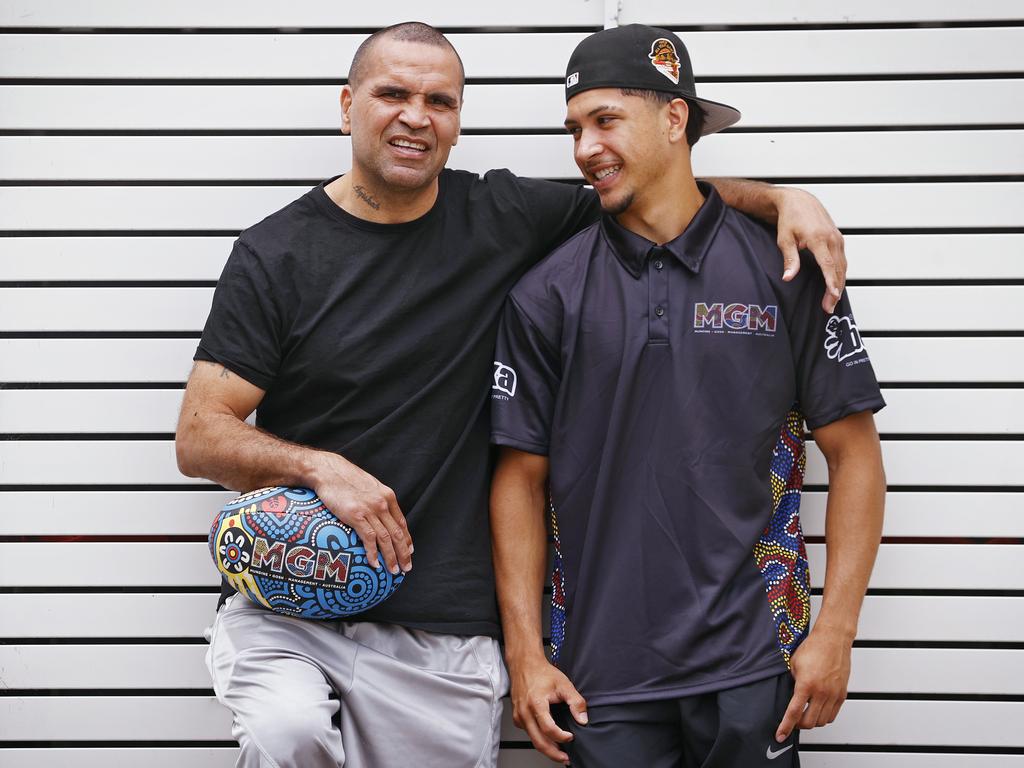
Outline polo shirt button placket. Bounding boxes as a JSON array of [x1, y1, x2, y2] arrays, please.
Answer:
[[648, 246, 670, 344]]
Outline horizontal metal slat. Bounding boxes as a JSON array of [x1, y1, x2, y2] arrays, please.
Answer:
[[0, 83, 578, 131], [801, 491, 1024, 537], [2, 337, 1020, 384], [0, 749, 1018, 768], [0, 750, 1020, 768], [2, 183, 1020, 230], [0, 488, 1021, 538], [4, 645, 1020, 694], [3, 131, 1022, 180], [2, 0, 1020, 27], [621, 0, 1024, 25], [1, 696, 1022, 746], [4, 81, 1024, 130], [2, 29, 1022, 79], [3, 284, 1021, 332], [3, 388, 1024, 435], [0, 1, 603, 28], [4, 593, 1021, 642], [1, 439, 1020, 486], [4, 233, 1021, 282], [0, 541, 1018, 588]]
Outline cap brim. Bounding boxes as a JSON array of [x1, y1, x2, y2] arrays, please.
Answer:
[[692, 96, 741, 136]]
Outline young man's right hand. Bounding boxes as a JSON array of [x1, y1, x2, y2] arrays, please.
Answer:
[[509, 655, 588, 765]]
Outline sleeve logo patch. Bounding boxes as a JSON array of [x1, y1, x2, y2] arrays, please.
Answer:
[[824, 315, 865, 362], [492, 361, 518, 398]]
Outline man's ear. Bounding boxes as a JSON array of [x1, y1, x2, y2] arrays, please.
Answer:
[[666, 97, 690, 145], [449, 92, 463, 147], [340, 85, 353, 136]]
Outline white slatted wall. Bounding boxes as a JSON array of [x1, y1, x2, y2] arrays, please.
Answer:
[[1, 2, 1022, 766]]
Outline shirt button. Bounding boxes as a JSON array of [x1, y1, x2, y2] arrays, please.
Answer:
[[654, 259, 664, 270], [655, 306, 665, 317]]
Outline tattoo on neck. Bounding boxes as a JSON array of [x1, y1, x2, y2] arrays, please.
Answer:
[[353, 185, 381, 211]]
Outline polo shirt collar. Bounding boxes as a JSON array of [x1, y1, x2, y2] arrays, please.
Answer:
[[600, 181, 727, 278]]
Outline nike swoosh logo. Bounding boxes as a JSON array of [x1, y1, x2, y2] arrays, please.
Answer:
[[766, 743, 794, 760]]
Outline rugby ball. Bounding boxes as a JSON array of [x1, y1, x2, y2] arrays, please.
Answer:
[[209, 486, 404, 619]]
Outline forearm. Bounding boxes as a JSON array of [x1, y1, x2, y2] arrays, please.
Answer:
[[704, 177, 783, 223], [176, 361, 411, 571], [815, 443, 886, 640], [491, 456, 550, 666], [176, 408, 329, 492]]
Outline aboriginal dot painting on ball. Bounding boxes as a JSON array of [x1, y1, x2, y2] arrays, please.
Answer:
[[209, 486, 404, 619]]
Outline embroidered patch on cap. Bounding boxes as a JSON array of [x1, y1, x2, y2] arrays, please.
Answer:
[[649, 38, 680, 84], [566, 72, 579, 88]]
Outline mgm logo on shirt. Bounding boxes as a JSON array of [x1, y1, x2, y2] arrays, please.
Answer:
[[693, 301, 778, 337]]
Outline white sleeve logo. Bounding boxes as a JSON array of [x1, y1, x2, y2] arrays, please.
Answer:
[[824, 315, 865, 362], [492, 361, 518, 397]]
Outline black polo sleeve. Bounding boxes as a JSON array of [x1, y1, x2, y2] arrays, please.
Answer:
[[490, 294, 562, 455], [786, 254, 886, 430], [194, 238, 285, 391]]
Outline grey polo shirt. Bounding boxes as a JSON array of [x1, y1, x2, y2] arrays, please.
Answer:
[[490, 184, 885, 706]]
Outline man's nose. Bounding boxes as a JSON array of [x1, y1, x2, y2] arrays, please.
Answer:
[[576, 129, 603, 163], [399, 98, 430, 130]]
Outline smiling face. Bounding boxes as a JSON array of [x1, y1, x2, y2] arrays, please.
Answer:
[[564, 88, 687, 218], [341, 37, 462, 196]]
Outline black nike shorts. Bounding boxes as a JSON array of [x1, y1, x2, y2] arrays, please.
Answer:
[[554, 672, 799, 768]]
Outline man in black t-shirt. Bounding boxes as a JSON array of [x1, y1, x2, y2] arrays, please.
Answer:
[[490, 25, 886, 767], [175, 21, 854, 768]]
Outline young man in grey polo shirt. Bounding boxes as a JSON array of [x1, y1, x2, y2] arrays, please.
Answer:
[[491, 25, 886, 767]]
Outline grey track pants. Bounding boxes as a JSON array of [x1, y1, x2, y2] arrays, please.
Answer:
[[206, 594, 510, 768]]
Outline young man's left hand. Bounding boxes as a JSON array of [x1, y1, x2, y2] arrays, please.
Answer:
[[775, 625, 853, 742]]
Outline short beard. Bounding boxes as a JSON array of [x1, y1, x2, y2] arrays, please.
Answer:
[[600, 191, 634, 216]]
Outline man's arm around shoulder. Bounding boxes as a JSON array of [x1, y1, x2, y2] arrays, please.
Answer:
[[707, 178, 847, 313], [491, 447, 586, 766], [776, 410, 885, 742], [175, 360, 412, 574]]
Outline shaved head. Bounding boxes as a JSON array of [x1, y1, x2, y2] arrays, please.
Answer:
[[348, 21, 465, 95]]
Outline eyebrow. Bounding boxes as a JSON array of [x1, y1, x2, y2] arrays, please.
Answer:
[[372, 84, 458, 106], [588, 104, 623, 117], [428, 91, 459, 107], [564, 104, 624, 128]]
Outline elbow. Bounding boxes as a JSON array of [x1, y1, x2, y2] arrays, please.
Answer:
[[175, 435, 196, 478], [824, 445, 887, 495], [174, 423, 202, 478]]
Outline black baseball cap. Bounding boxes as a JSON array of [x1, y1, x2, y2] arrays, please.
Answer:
[[564, 24, 741, 136]]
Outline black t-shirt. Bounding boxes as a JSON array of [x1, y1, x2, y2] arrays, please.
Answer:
[[491, 185, 885, 703], [196, 168, 599, 636]]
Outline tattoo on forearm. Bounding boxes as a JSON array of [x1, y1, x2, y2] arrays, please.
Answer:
[[219, 367, 230, 379], [353, 185, 381, 210]]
